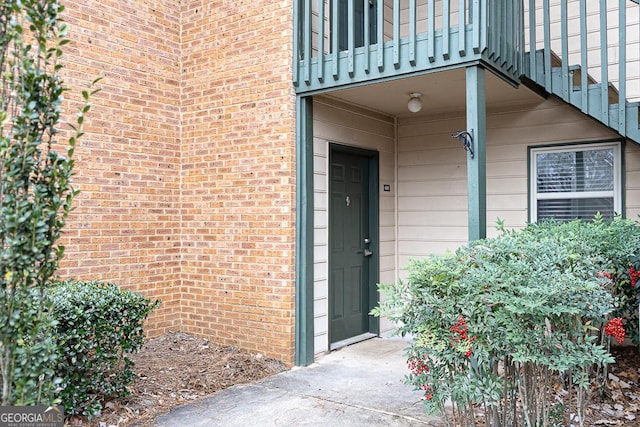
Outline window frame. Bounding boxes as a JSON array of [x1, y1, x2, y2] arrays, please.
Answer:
[[529, 141, 623, 222]]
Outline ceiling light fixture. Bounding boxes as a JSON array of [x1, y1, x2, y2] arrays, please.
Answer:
[[407, 92, 423, 113]]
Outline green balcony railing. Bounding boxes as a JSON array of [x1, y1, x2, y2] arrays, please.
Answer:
[[293, 0, 524, 93], [524, 0, 640, 140]]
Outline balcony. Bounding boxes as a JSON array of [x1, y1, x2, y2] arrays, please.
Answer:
[[293, 0, 640, 144], [293, 0, 525, 93]]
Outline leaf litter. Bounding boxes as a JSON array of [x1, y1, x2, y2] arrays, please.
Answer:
[[67, 331, 288, 426], [585, 346, 640, 426]]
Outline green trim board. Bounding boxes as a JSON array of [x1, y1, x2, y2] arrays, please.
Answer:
[[466, 65, 487, 241], [621, 139, 627, 216], [295, 96, 315, 367], [367, 151, 380, 336]]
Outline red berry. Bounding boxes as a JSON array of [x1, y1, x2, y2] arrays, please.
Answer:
[[605, 318, 625, 344]]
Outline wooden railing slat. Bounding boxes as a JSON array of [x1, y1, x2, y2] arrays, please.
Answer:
[[304, 0, 312, 83], [394, 0, 400, 67], [491, 0, 499, 61], [501, 0, 507, 66], [580, 0, 588, 113], [507, 0, 513, 71], [377, 0, 384, 70], [516, 0, 523, 74], [331, 0, 338, 79], [443, 0, 450, 60], [560, 0, 569, 101], [600, 0, 609, 125], [348, 0, 355, 75], [472, 0, 480, 53], [481, 0, 488, 58], [317, 0, 325, 82], [619, 0, 627, 134], [428, 0, 435, 62], [543, 0, 551, 90], [459, 0, 466, 55], [410, 0, 417, 65], [293, 0, 300, 86], [364, 0, 370, 73]]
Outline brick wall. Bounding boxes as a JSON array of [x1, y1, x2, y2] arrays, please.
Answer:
[[55, 0, 297, 363], [58, 0, 183, 333], [180, 0, 297, 364]]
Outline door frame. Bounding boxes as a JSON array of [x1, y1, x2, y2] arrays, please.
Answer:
[[328, 143, 380, 347]]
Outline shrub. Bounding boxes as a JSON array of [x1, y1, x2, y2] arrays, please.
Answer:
[[523, 216, 640, 347], [1, 289, 59, 406], [374, 220, 625, 427], [50, 280, 159, 418], [0, 0, 98, 406]]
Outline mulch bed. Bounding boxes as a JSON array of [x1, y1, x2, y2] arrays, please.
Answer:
[[68, 331, 288, 426]]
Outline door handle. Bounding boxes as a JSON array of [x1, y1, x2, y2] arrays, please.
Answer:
[[363, 238, 372, 256]]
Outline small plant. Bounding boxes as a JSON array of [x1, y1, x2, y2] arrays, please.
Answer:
[[374, 220, 624, 427], [51, 280, 159, 418]]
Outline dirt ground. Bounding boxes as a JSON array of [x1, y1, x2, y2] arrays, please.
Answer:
[[586, 346, 640, 426], [69, 332, 639, 427], [68, 331, 288, 427]]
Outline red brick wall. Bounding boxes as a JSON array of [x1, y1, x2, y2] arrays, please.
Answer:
[[180, 0, 297, 364], [55, 0, 297, 363], [58, 0, 183, 333]]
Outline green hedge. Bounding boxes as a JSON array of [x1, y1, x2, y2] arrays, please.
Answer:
[[523, 216, 640, 346], [50, 280, 159, 418], [373, 216, 640, 426]]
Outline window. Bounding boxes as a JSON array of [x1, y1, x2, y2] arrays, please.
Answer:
[[530, 142, 622, 222]]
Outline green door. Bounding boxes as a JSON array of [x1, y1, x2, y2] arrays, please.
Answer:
[[329, 149, 372, 345]]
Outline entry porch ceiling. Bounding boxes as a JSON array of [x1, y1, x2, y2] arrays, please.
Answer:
[[323, 68, 545, 119]]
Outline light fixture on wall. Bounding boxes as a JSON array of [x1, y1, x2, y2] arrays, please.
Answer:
[[407, 92, 423, 113]]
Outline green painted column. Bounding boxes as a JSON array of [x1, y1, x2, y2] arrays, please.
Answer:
[[295, 95, 315, 366], [466, 66, 487, 241]]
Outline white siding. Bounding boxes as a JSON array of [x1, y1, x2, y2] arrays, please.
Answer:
[[397, 113, 468, 266], [395, 95, 640, 272], [313, 97, 396, 355], [312, 90, 640, 355], [384, 0, 464, 41], [625, 141, 640, 218]]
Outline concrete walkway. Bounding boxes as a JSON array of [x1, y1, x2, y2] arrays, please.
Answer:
[[156, 338, 445, 426]]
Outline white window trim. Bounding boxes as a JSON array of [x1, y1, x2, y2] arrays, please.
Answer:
[[529, 142, 622, 222]]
